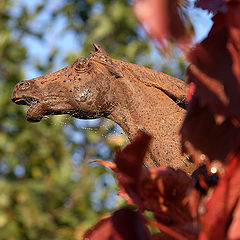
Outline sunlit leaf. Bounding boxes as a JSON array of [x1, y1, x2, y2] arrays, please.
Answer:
[[133, 0, 192, 51]]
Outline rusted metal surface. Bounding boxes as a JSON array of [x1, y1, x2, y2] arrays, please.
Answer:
[[12, 43, 194, 174]]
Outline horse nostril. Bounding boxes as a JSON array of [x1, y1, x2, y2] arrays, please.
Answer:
[[18, 81, 31, 90]]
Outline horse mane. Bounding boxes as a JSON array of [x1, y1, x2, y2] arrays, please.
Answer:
[[113, 59, 187, 108]]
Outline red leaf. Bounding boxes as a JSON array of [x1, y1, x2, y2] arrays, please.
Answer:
[[93, 133, 197, 239], [227, 2, 240, 85], [110, 133, 193, 225], [115, 131, 151, 195], [180, 97, 240, 164], [95, 132, 151, 206], [147, 219, 190, 240], [187, 12, 240, 125], [116, 167, 196, 239], [133, 0, 192, 51], [185, 188, 202, 219], [84, 208, 151, 240], [91, 159, 117, 171], [111, 208, 150, 240], [227, 198, 240, 239], [199, 152, 240, 239], [139, 167, 193, 226], [186, 82, 196, 103], [84, 217, 112, 240], [195, 0, 227, 12], [226, 1, 240, 29]]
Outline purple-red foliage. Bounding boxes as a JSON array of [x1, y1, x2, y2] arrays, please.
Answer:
[[195, 0, 227, 12], [199, 153, 240, 239], [89, 133, 196, 240], [182, 1, 240, 239]]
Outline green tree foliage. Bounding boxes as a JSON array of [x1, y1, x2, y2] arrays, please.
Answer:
[[53, 0, 150, 61], [0, 0, 188, 239]]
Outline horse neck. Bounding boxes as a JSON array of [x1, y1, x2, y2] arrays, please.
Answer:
[[112, 59, 187, 102], [108, 75, 185, 142]]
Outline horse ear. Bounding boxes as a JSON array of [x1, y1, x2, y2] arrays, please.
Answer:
[[90, 43, 123, 78], [92, 43, 109, 56]]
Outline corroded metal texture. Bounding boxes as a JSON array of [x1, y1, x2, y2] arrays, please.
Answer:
[[12, 43, 194, 174]]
